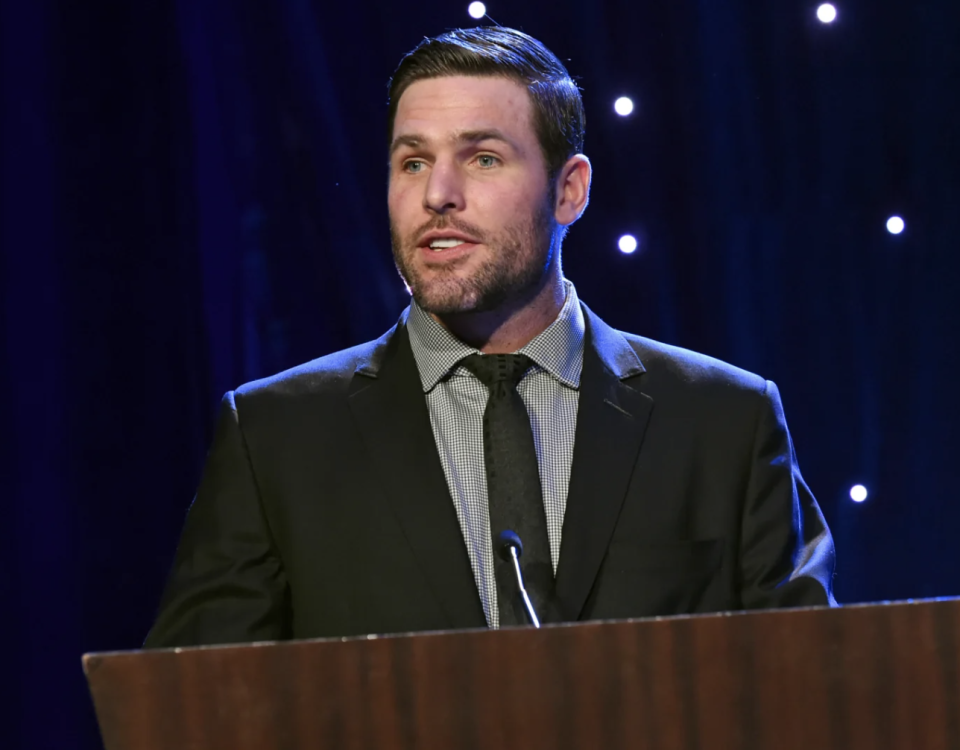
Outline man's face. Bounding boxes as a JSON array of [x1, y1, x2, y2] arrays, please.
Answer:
[[388, 75, 558, 315]]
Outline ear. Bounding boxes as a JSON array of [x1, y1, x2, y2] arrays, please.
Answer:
[[553, 154, 592, 227]]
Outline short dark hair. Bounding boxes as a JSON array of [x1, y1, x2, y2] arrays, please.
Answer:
[[387, 27, 585, 181]]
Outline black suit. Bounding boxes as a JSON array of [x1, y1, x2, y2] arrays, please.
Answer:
[[145, 303, 835, 648]]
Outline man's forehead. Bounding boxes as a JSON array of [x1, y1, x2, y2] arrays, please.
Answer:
[[392, 75, 534, 140]]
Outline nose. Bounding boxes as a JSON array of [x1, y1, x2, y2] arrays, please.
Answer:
[[423, 160, 465, 215]]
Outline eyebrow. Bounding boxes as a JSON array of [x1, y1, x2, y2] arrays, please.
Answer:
[[389, 129, 517, 157]]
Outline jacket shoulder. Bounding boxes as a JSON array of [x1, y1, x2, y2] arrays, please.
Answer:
[[620, 331, 768, 395], [234, 330, 392, 401]]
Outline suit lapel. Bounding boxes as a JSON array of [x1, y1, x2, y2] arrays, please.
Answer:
[[347, 320, 487, 629], [554, 304, 654, 620]]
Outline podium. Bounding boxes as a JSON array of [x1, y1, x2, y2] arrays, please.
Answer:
[[83, 598, 960, 749]]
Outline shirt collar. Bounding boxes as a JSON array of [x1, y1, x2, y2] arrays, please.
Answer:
[[406, 280, 585, 393]]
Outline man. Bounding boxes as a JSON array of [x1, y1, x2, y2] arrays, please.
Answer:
[[145, 26, 835, 648]]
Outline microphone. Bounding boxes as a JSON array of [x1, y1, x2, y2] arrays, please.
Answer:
[[496, 530, 541, 629]]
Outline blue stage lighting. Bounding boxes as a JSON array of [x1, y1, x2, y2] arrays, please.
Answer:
[[886, 216, 905, 235], [850, 484, 868, 503], [618, 235, 638, 254], [614, 97, 634, 116], [468, 2, 486, 19]]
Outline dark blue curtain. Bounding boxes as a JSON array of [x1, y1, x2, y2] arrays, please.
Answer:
[[2, 0, 958, 746]]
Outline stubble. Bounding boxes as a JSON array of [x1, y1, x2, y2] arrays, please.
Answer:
[[390, 201, 557, 316]]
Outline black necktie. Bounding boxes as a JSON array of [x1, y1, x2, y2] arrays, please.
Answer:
[[460, 353, 555, 626]]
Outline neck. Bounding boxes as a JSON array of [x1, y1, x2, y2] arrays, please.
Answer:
[[430, 270, 566, 354]]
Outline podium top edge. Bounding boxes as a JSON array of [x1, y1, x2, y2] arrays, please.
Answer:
[[82, 596, 960, 661]]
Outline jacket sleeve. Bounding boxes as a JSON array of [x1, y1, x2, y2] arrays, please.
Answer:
[[738, 380, 838, 609], [143, 391, 291, 648]]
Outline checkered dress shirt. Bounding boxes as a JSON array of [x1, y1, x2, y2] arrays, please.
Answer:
[[406, 281, 585, 628]]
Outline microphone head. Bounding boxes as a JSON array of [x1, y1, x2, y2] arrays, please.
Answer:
[[496, 529, 523, 561]]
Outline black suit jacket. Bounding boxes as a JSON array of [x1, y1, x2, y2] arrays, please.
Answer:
[[145, 303, 835, 647]]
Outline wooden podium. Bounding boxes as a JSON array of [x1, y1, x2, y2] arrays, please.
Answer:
[[83, 599, 960, 750]]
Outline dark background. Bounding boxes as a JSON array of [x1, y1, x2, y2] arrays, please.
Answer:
[[2, 0, 958, 746]]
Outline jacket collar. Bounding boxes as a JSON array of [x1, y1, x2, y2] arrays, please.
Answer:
[[347, 321, 487, 629], [554, 303, 653, 621], [353, 300, 645, 382]]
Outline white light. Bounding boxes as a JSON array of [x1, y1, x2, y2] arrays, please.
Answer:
[[467, 1, 486, 19], [817, 4, 837, 23], [886, 215, 905, 235], [614, 96, 634, 117], [850, 484, 868, 503], [618, 234, 638, 254]]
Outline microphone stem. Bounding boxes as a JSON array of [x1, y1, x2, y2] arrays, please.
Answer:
[[508, 546, 541, 628]]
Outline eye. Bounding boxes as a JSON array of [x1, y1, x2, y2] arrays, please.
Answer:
[[476, 154, 500, 168], [403, 159, 425, 174]]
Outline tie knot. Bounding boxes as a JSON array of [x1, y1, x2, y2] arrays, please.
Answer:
[[460, 353, 533, 389]]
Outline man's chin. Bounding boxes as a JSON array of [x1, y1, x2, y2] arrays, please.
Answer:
[[411, 290, 483, 316], [411, 282, 505, 317]]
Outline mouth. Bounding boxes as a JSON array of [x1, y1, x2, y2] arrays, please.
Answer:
[[416, 235, 482, 260]]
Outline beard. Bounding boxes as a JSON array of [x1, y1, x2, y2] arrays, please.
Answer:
[[390, 199, 559, 316]]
